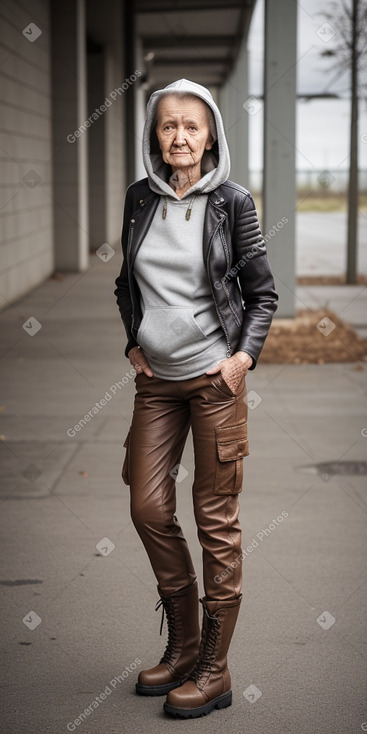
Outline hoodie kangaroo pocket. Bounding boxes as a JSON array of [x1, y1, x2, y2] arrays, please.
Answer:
[[137, 307, 208, 362]]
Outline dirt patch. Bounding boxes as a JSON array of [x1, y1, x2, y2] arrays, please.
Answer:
[[259, 309, 367, 365]]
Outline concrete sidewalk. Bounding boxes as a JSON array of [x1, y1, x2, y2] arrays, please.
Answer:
[[1, 254, 366, 734]]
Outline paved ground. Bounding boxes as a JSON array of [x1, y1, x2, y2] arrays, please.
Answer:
[[1, 249, 366, 734], [296, 211, 367, 277]]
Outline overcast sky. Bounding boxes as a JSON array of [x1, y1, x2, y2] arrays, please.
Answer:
[[247, 0, 367, 172]]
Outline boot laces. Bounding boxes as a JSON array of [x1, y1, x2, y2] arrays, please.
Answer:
[[155, 597, 178, 665], [191, 607, 220, 681]]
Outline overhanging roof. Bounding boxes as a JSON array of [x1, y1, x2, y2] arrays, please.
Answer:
[[134, 0, 256, 90]]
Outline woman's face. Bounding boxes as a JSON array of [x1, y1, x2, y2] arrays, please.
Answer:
[[156, 94, 213, 173]]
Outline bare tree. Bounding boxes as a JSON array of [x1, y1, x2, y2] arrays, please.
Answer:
[[319, 0, 367, 283]]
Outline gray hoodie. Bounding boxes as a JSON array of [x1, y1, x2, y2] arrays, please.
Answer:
[[133, 79, 231, 380], [143, 78, 230, 199]]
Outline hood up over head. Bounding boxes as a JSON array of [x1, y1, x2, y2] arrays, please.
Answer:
[[142, 78, 231, 198]]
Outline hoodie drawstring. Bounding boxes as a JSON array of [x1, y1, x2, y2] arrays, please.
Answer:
[[162, 194, 196, 221]]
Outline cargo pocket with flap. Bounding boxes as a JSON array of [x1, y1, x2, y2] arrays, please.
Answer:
[[214, 421, 249, 495], [121, 428, 131, 485]]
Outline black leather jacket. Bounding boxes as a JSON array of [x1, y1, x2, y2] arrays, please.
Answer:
[[114, 178, 278, 369]]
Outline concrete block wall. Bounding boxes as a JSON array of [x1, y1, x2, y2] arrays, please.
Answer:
[[0, 0, 54, 309]]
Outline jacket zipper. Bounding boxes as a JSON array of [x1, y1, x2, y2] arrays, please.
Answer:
[[127, 218, 135, 332], [219, 220, 242, 328], [127, 196, 159, 336], [207, 220, 232, 358]]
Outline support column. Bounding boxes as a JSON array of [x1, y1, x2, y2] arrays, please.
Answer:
[[134, 36, 147, 181], [231, 42, 249, 189], [104, 0, 125, 247], [220, 40, 249, 189], [124, 0, 136, 185], [87, 43, 106, 250], [263, 0, 297, 317], [51, 0, 88, 271]]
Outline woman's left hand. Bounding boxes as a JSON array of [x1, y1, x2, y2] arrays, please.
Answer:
[[206, 351, 253, 394]]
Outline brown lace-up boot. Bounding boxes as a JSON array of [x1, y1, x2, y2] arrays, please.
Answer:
[[163, 594, 242, 717], [136, 580, 200, 696]]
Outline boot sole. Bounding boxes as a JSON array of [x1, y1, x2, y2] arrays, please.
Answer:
[[163, 689, 232, 718], [136, 678, 185, 697]]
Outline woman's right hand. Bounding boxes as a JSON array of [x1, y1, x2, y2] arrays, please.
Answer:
[[128, 346, 153, 377]]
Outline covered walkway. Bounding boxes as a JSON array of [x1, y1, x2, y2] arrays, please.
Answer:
[[1, 254, 366, 733]]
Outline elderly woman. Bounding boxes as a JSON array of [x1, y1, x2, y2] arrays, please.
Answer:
[[114, 78, 278, 719]]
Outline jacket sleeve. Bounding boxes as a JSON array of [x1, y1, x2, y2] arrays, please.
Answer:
[[233, 192, 278, 369], [114, 188, 139, 357]]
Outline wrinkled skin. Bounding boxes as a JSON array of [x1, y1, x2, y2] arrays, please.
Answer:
[[128, 94, 253, 387]]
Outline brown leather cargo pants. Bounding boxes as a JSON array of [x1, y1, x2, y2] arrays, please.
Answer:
[[122, 370, 249, 600]]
